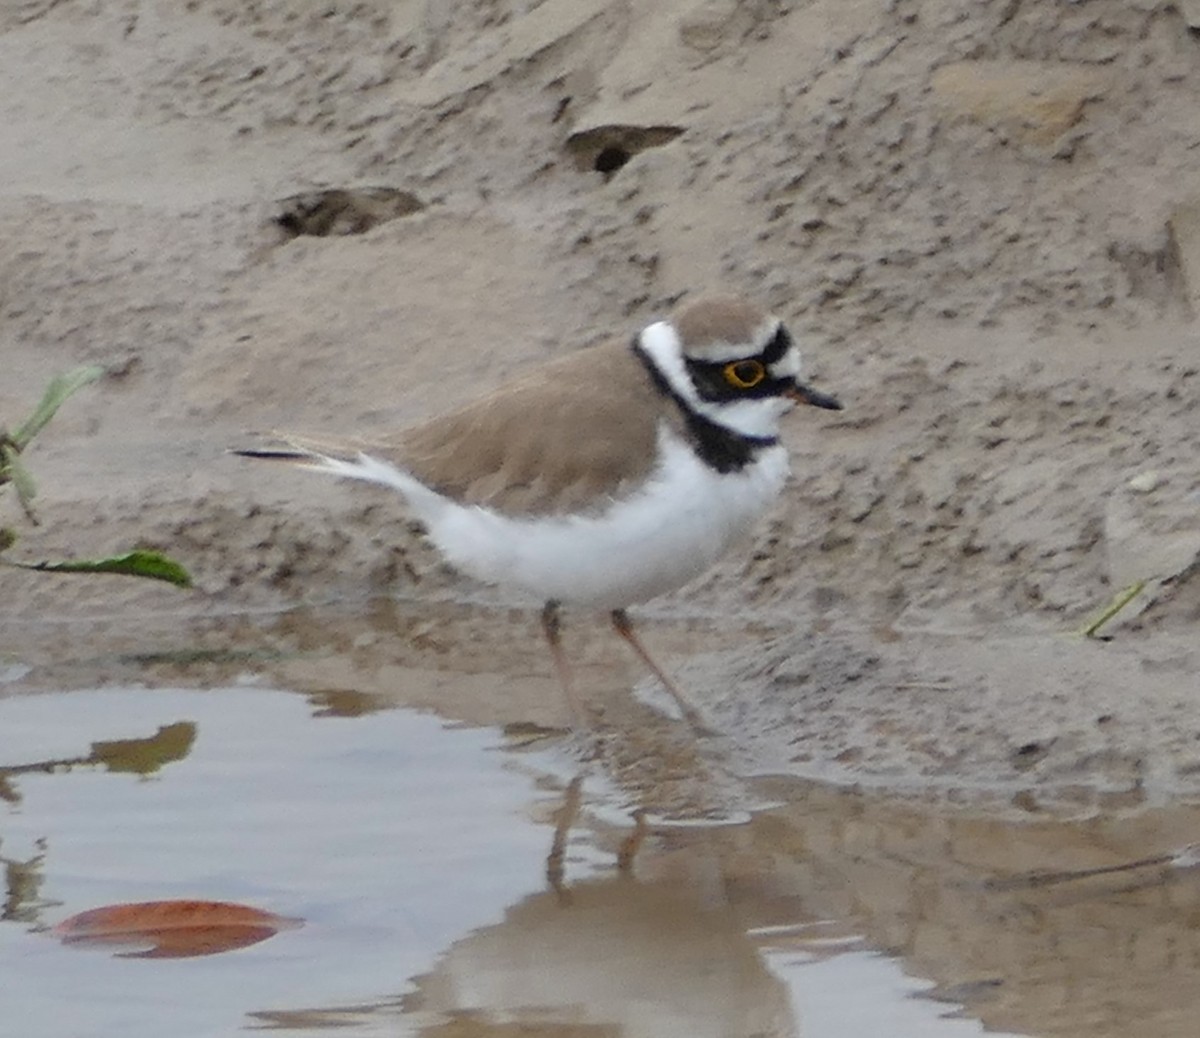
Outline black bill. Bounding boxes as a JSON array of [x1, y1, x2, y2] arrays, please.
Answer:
[[788, 381, 843, 411]]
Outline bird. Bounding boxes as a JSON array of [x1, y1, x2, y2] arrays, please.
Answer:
[[234, 293, 841, 731]]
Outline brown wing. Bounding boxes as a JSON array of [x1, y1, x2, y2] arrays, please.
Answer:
[[284, 338, 674, 518]]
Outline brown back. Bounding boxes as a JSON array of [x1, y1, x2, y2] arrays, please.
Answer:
[[368, 337, 675, 516]]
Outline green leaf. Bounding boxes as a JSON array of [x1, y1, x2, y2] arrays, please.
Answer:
[[0, 441, 17, 488], [7, 550, 193, 587], [11, 364, 105, 450], [0, 443, 39, 522], [0, 527, 15, 553]]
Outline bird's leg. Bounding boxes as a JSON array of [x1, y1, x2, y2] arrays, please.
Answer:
[[610, 609, 714, 736], [541, 599, 587, 730]]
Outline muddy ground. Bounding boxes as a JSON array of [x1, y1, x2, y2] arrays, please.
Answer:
[[2, 0, 1199, 814]]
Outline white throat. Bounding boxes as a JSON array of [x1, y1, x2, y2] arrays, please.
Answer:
[[637, 320, 793, 439]]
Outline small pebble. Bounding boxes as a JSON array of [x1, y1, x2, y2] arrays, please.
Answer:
[[1128, 470, 1162, 494]]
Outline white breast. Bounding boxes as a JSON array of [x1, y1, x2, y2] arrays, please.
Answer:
[[387, 425, 790, 609]]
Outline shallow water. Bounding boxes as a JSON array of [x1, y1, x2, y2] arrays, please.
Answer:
[[4, 605, 1200, 1037]]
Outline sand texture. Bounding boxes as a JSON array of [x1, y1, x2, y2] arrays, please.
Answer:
[[3, 0, 1199, 810]]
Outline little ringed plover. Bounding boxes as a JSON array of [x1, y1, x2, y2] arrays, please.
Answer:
[[236, 293, 841, 729]]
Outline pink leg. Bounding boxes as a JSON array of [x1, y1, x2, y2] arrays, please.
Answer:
[[541, 600, 587, 730], [610, 609, 713, 735]]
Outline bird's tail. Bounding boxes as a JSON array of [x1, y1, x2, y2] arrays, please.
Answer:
[[231, 434, 449, 518], [231, 437, 372, 482], [231, 446, 311, 463]]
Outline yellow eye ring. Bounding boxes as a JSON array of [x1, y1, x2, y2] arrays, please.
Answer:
[[723, 359, 766, 389]]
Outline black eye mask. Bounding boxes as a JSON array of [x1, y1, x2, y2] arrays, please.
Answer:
[[683, 325, 798, 402]]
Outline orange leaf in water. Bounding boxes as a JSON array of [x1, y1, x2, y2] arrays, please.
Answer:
[[53, 900, 303, 958]]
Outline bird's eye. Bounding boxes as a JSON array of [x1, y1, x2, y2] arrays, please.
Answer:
[[723, 359, 766, 389]]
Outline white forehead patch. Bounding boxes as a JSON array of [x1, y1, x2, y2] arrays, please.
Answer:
[[770, 344, 803, 380]]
